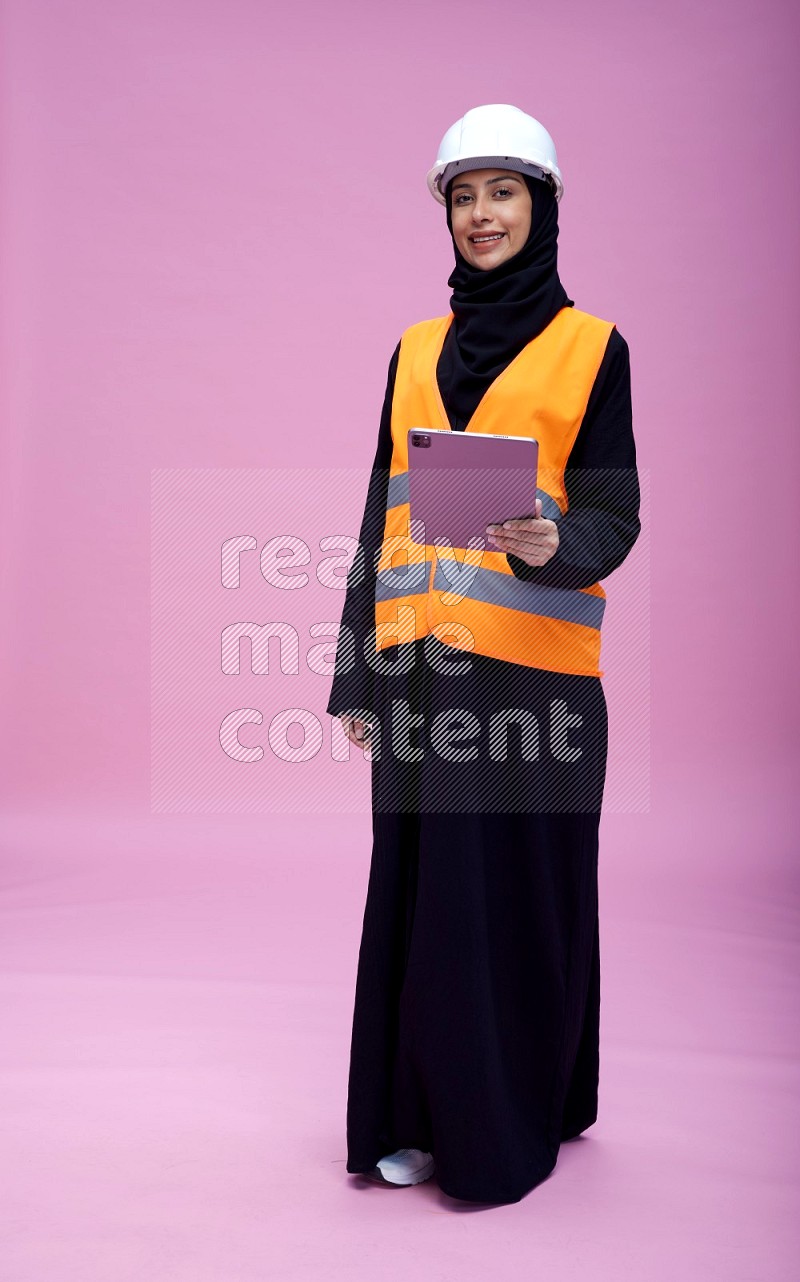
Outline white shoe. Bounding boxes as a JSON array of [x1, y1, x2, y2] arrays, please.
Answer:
[[365, 1147, 435, 1186]]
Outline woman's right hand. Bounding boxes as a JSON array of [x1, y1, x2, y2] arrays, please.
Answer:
[[339, 714, 373, 750]]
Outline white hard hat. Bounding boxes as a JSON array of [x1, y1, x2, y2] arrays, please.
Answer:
[[427, 103, 564, 205]]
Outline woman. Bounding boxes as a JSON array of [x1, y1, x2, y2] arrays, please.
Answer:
[[326, 103, 641, 1205]]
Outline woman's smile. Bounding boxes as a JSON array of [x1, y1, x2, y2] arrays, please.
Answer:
[[470, 231, 506, 248]]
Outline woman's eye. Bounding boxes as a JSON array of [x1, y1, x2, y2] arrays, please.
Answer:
[[493, 187, 513, 197]]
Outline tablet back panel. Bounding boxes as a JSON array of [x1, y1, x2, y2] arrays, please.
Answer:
[[407, 428, 540, 550]]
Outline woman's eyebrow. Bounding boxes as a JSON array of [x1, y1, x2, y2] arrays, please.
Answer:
[[450, 174, 523, 192]]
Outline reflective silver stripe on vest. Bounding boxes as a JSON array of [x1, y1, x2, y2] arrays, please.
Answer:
[[387, 470, 410, 510], [432, 562, 605, 629], [375, 558, 434, 600], [387, 468, 562, 522]]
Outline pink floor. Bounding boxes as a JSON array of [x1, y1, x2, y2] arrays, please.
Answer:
[[1, 764, 796, 1281]]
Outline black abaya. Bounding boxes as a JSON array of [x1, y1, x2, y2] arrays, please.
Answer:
[[327, 324, 639, 1203]]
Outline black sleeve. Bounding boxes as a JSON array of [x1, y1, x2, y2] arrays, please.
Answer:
[[325, 342, 400, 720], [505, 327, 641, 590]]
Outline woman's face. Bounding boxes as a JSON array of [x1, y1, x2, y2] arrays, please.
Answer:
[[449, 169, 532, 270]]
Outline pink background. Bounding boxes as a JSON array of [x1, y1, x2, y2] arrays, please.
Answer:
[[1, 0, 797, 1277]]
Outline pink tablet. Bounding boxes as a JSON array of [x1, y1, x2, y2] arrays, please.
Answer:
[[407, 427, 539, 550]]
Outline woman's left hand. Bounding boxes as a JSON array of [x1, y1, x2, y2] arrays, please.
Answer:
[[485, 498, 560, 567]]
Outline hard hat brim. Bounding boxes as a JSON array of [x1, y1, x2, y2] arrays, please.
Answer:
[[426, 156, 564, 205]]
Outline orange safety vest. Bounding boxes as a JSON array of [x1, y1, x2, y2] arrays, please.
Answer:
[[374, 305, 616, 678]]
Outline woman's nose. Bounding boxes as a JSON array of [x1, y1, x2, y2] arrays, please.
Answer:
[[469, 193, 494, 221]]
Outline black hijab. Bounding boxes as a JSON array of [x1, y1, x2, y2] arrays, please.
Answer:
[[436, 173, 573, 429]]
